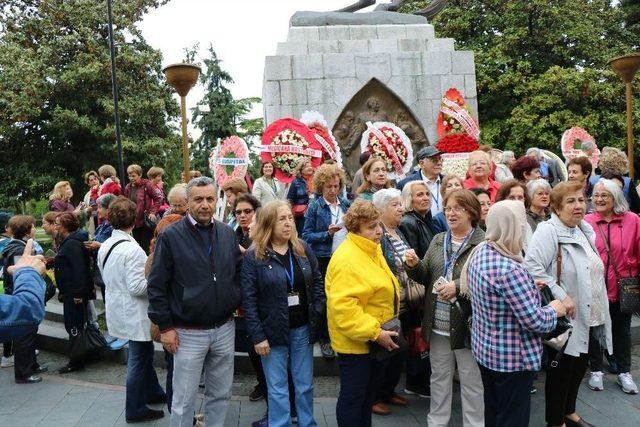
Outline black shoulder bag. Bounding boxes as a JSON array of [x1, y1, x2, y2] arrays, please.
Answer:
[[369, 280, 408, 361], [596, 223, 640, 315]]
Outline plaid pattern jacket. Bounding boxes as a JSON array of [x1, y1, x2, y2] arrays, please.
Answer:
[[467, 244, 556, 372]]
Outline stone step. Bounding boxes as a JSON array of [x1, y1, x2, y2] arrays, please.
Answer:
[[276, 37, 454, 56], [44, 298, 104, 323]]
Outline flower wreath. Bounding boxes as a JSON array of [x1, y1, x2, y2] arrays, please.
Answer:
[[435, 87, 480, 153], [360, 121, 413, 179], [300, 110, 343, 166], [561, 127, 600, 167], [260, 118, 323, 184], [209, 136, 249, 187]]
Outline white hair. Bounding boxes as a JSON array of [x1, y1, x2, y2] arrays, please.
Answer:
[[97, 193, 117, 209], [373, 188, 402, 211], [526, 178, 551, 199], [186, 176, 217, 199], [594, 178, 628, 215], [526, 147, 542, 160], [168, 183, 188, 201], [501, 150, 515, 163], [581, 140, 596, 151], [401, 181, 429, 212]]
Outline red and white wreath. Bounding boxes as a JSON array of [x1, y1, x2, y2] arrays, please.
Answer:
[[561, 127, 600, 167], [260, 118, 323, 184], [209, 136, 249, 187], [300, 110, 343, 167], [360, 121, 413, 180]]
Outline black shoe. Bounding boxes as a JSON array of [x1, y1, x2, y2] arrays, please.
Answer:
[[251, 413, 268, 427], [58, 364, 84, 374], [404, 384, 430, 398], [33, 366, 48, 374], [565, 417, 596, 427], [320, 342, 336, 359], [147, 394, 167, 404], [126, 409, 164, 424], [16, 375, 42, 384], [249, 385, 265, 401]]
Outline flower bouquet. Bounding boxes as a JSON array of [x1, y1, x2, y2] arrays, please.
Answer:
[[561, 127, 600, 168], [360, 121, 413, 180], [209, 136, 249, 187], [260, 118, 323, 184], [300, 111, 343, 166]]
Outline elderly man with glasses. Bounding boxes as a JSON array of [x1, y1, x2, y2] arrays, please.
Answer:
[[397, 146, 446, 216]]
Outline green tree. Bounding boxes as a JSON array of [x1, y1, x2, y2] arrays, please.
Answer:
[[190, 45, 263, 174], [401, 0, 637, 157], [0, 0, 180, 211]]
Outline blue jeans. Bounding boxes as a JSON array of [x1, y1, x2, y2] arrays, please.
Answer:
[[261, 325, 315, 427], [171, 320, 235, 427], [336, 353, 377, 427], [126, 340, 165, 419]]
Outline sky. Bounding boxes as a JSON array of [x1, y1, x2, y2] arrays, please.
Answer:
[[139, 0, 378, 134]]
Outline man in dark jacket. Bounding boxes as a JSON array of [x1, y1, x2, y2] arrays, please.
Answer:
[[148, 176, 241, 427], [396, 146, 445, 217]]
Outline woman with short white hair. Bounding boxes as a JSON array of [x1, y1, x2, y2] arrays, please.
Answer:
[[495, 151, 515, 183], [526, 179, 552, 232], [398, 181, 437, 259], [585, 179, 640, 394]]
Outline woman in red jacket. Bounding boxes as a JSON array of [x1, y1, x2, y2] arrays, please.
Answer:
[[123, 164, 163, 254], [585, 178, 640, 395], [98, 164, 122, 197]]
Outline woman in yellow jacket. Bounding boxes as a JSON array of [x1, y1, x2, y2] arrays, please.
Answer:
[[325, 199, 401, 427]]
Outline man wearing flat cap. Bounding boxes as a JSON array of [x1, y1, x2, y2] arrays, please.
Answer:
[[396, 146, 445, 216]]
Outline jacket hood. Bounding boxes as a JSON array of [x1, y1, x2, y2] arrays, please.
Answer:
[[66, 229, 89, 243], [2, 238, 27, 258]]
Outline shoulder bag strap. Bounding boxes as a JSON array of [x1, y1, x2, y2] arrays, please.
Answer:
[[101, 239, 129, 270], [596, 223, 621, 281], [556, 241, 564, 290]]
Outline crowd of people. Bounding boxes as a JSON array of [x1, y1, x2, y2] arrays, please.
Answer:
[[1, 142, 639, 427]]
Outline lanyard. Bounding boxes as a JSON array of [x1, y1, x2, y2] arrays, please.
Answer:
[[443, 229, 473, 279], [432, 181, 441, 210], [329, 203, 341, 224], [282, 249, 295, 292]]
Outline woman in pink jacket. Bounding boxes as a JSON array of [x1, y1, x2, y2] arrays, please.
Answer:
[[585, 178, 640, 395]]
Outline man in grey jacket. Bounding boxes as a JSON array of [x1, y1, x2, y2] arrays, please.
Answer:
[[148, 177, 241, 427]]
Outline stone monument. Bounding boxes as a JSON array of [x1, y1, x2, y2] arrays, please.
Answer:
[[262, 11, 478, 177]]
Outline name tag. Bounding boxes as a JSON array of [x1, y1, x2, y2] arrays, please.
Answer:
[[288, 293, 300, 307]]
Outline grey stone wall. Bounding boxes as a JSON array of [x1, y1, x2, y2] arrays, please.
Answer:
[[263, 23, 478, 147]]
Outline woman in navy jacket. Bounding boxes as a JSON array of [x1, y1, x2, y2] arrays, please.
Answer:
[[241, 200, 325, 427]]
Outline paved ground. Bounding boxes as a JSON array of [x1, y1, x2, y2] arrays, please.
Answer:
[[1, 348, 639, 426]]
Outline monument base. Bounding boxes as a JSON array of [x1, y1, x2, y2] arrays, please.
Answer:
[[290, 11, 427, 27]]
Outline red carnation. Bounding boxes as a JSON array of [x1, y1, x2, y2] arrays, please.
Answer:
[[436, 134, 479, 153]]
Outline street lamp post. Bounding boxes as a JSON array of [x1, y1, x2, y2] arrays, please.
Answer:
[[163, 64, 201, 183], [609, 53, 640, 180], [106, 0, 125, 185]]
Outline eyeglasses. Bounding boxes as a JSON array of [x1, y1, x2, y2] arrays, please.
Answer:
[[470, 161, 488, 166], [235, 208, 254, 216], [444, 206, 466, 214], [592, 193, 611, 200]]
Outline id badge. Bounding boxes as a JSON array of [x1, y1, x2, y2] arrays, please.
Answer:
[[433, 276, 448, 295], [287, 292, 300, 307]]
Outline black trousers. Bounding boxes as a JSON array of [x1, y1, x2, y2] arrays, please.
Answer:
[[13, 328, 39, 380], [589, 301, 632, 373], [316, 257, 332, 344], [132, 226, 153, 255], [375, 350, 405, 402], [336, 353, 378, 427], [62, 294, 87, 366], [479, 365, 535, 427], [545, 349, 589, 426], [400, 309, 431, 389]]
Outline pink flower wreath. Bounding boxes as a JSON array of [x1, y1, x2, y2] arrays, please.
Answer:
[[209, 136, 249, 187]]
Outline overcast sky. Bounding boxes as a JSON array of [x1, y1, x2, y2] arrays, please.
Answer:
[[139, 0, 378, 133]]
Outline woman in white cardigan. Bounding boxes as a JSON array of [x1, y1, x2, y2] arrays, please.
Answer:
[[98, 197, 166, 423], [252, 161, 287, 206], [525, 181, 611, 427]]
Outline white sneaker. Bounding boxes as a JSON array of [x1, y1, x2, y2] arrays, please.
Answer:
[[1, 356, 14, 368], [588, 371, 604, 391], [618, 373, 639, 394]]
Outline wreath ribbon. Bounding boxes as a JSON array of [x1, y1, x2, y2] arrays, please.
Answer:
[[441, 98, 480, 140], [314, 134, 336, 161], [366, 122, 404, 179], [259, 144, 322, 158], [216, 157, 249, 166]]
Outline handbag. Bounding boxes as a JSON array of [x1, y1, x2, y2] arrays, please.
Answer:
[[291, 204, 307, 218], [385, 231, 425, 309], [407, 326, 429, 357], [69, 306, 107, 363], [596, 223, 640, 315], [369, 281, 408, 361], [43, 274, 56, 303], [541, 243, 573, 365]]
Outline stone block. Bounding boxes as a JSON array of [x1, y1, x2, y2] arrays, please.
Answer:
[[292, 55, 324, 79], [264, 56, 292, 80], [405, 24, 435, 40], [369, 39, 398, 53], [276, 41, 307, 56], [417, 75, 442, 100], [388, 76, 418, 106], [280, 80, 308, 105], [264, 105, 281, 124], [349, 25, 378, 40], [287, 26, 319, 41], [308, 40, 340, 54], [376, 24, 407, 39], [426, 126, 438, 147], [355, 54, 391, 83], [306, 79, 333, 105], [427, 38, 455, 51], [318, 25, 351, 41], [263, 81, 280, 106], [465, 75, 477, 98], [280, 104, 294, 119], [398, 39, 425, 52], [409, 101, 434, 137], [440, 74, 466, 96], [422, 52, 451, 75], [431, 99, 443, 120], [391, 52, 422, 76], [467, 98, 479, 121], [339, 39, 369, 53], [452, 51, 476, 74], [331, 78, 362, 107], [323, 53, 356, 78]]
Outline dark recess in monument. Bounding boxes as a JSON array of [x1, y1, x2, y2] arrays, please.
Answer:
[[332, 78, 428, 179]]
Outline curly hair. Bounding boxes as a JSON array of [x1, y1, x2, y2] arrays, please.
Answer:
[[598, 146, 629, 176], [312, 163, 346, 194], [108, 197, 137, 230], [343, 199, 381, 233], [510, 156, 540, 181]]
